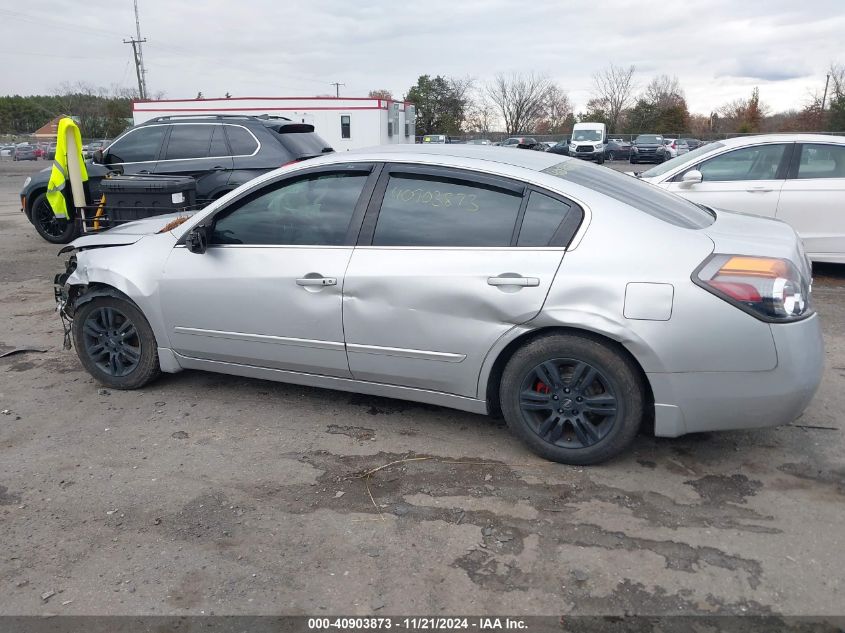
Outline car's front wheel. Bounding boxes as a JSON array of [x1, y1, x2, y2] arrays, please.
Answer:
[[500, 334, 644, 465], [72, 296, 161, 390], [31, 192, 79, 244]]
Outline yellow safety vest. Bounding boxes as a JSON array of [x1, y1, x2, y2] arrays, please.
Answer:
[[46, 117, 88, 219]]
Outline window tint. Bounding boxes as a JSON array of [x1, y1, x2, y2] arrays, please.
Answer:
[[164, 124, 213, 160], [518, 192, 575, 247], [106, 126, 167, 163], [796, 143, 845, 179], [209, 125, 229, 156], [341, 115, 351, 139], [211, 173, 367, 246], [224, 125, 258, 156], [373, 174, 522, 247], [698, 144, 787, 182], [542, 160, 714, 229]]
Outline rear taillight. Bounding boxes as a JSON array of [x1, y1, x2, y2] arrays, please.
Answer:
[[671, 141, 676, 149], [695, 254, 812, 322]]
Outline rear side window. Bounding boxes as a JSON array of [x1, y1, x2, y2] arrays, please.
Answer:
[[699, 144, 788, 182], [373, 174, 522, 247], [224, 125, 259, 156], [795, 143, 845, 179], [542, 160, 715, 229], [164, 124, 213, 160], [517, 192, 577, 247]]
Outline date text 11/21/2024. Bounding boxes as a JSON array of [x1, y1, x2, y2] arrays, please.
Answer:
[[307, 617, 528, 630]]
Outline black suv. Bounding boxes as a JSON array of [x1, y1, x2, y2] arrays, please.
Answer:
[[629, 134, 664, 164], [21, 114, 334, 243]]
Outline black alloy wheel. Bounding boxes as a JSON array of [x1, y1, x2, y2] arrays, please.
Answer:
[[31, 192, 78, 243], [81, 306, 142, 377], [518, 358, 617, 449]]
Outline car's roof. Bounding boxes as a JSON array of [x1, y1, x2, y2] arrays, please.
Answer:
[[343, 143, 565, 172], [717, 133, 845, 147]]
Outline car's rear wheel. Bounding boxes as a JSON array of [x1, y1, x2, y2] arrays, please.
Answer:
[[31, 192, 79, 244], [500, 334, 644, 465], [72, 296, 161, 390]]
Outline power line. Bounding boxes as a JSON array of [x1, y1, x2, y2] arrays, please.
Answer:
[[330, 82, 345, 97], [132, 0, 148, 99]]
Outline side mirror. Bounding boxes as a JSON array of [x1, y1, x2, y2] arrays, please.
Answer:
[[185, 225, 209, 254], [92, 149, 104, 164], [680, 170, 703, 186]]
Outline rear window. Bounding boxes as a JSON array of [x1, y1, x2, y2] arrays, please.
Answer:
[[274, 128, 333, 158], [542, 160, 715, 229]]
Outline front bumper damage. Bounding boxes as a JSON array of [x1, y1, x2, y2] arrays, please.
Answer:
[[54, 254, 78, 349]]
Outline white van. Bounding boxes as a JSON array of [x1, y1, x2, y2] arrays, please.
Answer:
[[569, 122, 607, 164]]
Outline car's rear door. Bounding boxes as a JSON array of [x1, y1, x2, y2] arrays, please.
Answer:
[[158, 163, 378, 377], [154, 123, 234, 204], [664, 142, 792, 218], [776, 141, 845, 260], [342, 164, 583, 398]]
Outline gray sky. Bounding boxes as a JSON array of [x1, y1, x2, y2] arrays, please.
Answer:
[[0, 0, 842, 114]]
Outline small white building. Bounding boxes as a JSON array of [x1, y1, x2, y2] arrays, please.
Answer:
[[132, 97, 416, 150]]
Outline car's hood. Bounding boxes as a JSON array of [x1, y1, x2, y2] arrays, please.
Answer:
[[701, 208, 811, 278], [63, 212, 194, 251]]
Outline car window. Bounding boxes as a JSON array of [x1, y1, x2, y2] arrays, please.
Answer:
[[372, 174, 523, 247], [164, 124, 214, 160], [209, 125, 229, 156], [106, 126, 168, 163], [698, 144, 788, 182], [542, 160, 715, 229], [224, 125, 259, 156], [796, 143, 845, 179], [641, 142, 725, 178], [517, 192, 577, 247], [211, 172, 368, 246]]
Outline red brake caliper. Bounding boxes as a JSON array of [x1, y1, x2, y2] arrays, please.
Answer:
[[534, 380, 551, 394]]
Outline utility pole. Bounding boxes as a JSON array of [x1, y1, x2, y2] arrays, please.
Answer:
[[330, 82, 345, 97], [821, 73, 831, 111], [124, 0, 148, 99]]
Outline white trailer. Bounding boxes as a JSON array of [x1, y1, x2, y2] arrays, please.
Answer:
[[132, 97, 416, 150]]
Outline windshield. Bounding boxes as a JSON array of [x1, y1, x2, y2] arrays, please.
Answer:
[[542, 160, 715, 229], [641, 142, 725, 178], [635, 135, 662, 144], [572, 130, 602, 142]]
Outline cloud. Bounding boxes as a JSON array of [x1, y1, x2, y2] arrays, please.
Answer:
[[719, 58, 812, 82]]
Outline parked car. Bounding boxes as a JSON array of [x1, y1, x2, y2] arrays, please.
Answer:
[[501, 137, 540, 149], [34, 145, 45, 159], [13, 145, 37, 161], [55, 145, 822, 465], [43, 143, 57, 160], [546, 140, 570, 156], [84, 139, 110, 158], [0, 145, 15, 158], [20, 114, 334, 244], [604, 139, 632, 161], [466, 139, 492, 145], [638, 133, 845, 264], [682, 138, 704, 150], [422, 134, 448, 144], [629, 134, 664, 164], [569, 122, 607, 164], [656, 138, 690, 162]]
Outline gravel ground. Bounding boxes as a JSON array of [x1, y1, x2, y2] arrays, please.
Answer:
[[0, 159, 843, 619]]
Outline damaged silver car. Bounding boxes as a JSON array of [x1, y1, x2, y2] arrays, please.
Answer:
[[55, 145, 824, 464]]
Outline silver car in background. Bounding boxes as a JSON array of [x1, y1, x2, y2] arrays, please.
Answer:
[[55, 145, 823, 464]]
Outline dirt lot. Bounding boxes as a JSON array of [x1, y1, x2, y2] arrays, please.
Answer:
[[0, 159, 843, 619]]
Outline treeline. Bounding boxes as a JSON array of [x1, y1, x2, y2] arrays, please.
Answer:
[[390, 62, 845, 137], [0, 83, 137, 139]]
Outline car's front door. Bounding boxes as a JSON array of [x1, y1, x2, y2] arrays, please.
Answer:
[[154, 123, 234, 203], [665, 142, 792, 218], [158, 164, 377, 377], [98, 124, 169, 195], [342, 165, 583, 397], [776, 142, 845, 260]]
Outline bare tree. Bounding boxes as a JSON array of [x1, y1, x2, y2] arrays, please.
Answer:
[[591, 63, 636, 132], [485, 72, 552, 134], [368, 89, 394, 100], [464, 92, 498, 134], [542, 85, 573, 133], [644, 74, 684, 109]]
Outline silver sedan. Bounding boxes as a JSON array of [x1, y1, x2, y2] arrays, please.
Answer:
[[55, 146, 824, 464]]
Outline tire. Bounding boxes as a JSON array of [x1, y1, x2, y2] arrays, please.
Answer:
[[500, 334, 644, 465], [31, 192, 79, 244], [72, 296, 161, 390]]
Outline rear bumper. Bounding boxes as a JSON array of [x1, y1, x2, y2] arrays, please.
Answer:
[[648, 313, 824, 437]]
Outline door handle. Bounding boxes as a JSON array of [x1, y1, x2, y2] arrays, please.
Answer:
[[746, 186, 773, 193], [137, 169, 150, 174], [296, 276, 337, 287], [210, 165, 226, 171], [487, 276, 540, 287]]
